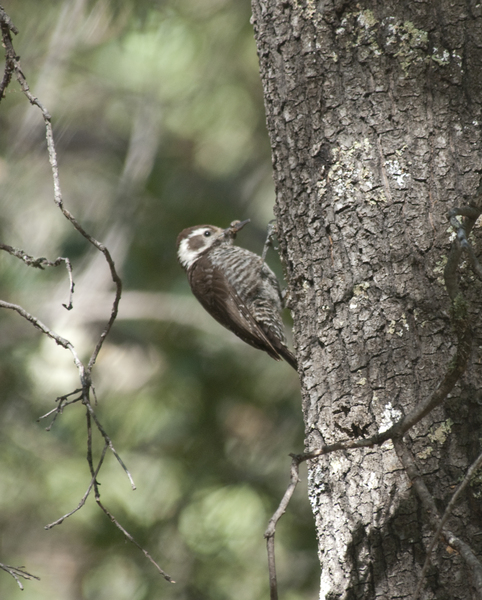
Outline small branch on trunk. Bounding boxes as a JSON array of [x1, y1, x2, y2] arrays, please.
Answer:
[[394, 440, 482, 598], [412, 447, 482, 600], [265, 455, 301, 600], [261, 220, 278, 263]]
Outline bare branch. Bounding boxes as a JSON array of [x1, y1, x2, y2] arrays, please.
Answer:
[[0, 9, 122, 368], [43, 109, 123, 369], [45, 443, 108, 530], [37, 389, 83, 431], [0, 300, 84, 370], [0, 563, 40, 590], [0, 5, 18, 34], [83, 400, 136, 490], [0, 243, 75, 309], [265, 455, 301, 600], [0, 6, 175, 586], [95, 497, 175, 584], [84, 413, 174, 584], [393, 440, 482, 597], [412, 448, 482, 599], [44, 117, 124, 368]]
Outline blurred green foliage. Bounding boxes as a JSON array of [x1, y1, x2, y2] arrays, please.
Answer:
[[0, 0, 318, 598]]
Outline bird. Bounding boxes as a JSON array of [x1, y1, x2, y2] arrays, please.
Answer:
[[176, 219, 297, 370]]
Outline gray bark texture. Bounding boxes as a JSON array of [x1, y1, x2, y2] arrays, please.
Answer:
[[251, 1, 482, 599]]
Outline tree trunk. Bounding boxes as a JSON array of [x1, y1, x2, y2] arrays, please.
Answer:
[[251, 1, 482, 598]]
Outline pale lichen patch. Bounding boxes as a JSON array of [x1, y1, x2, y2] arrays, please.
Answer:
[[417, 446, 434, 460], [378, 402, 403, 433], [428, 419, 454, 445]]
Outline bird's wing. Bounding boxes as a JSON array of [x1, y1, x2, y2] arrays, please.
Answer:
[[189, 260, 285, 361]]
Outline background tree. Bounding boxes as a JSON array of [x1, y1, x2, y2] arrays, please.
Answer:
[[0, 1, 316, 599], [251, 1, 482, 598]]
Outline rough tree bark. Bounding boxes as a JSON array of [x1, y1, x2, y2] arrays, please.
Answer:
[[251, 1, 482, 598]]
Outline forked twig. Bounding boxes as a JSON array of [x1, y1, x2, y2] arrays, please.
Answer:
[[0, 563, 40, 590], [85, 413, 174, 583], [0, 243, 74, 309], [45, 443, 108, 529], [84, 400, 136, 490], [37, 389, 83, 430]]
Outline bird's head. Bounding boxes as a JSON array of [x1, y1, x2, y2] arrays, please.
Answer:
[[176, 220, 250, 270]]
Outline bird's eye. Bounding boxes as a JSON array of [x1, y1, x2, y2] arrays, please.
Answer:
[[204, 231, 211, 237]]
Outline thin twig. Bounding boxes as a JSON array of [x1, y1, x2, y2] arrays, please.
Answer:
[[84, 412, 174, 583], [43, 116, 123, 369], [95, 497, 175, 583], [0, 243, 74, 309], [37, 390, 83, 431], [45, 443, 108, 529], [265, 455, 301, 600], [83, 400, 136, 490], [42, 112, 123, 369], [0, 563, 40, 590], [0, 300, 84, 371]]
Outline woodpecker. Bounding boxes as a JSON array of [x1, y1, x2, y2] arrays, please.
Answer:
[[176, 220, 297, 370]]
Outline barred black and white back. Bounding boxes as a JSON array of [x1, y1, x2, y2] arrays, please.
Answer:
[[176, 221, 297, 370]]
